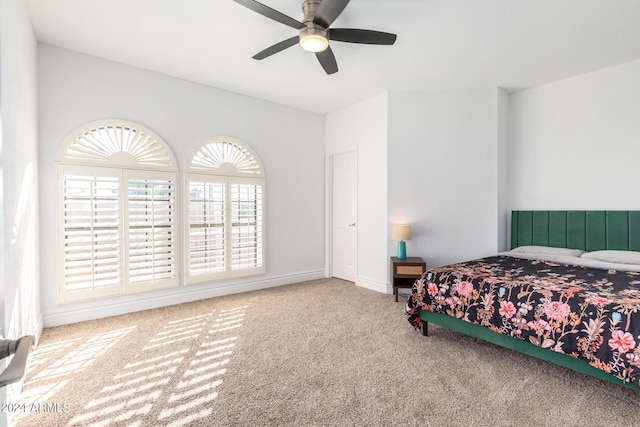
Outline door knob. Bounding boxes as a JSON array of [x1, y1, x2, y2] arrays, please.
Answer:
[[349, 223, 356, 227]]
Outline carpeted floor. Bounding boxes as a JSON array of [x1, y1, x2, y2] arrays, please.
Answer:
[[14, 279, 640, 426]]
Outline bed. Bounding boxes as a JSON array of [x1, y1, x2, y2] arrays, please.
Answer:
[[405, 210, 640, 391]]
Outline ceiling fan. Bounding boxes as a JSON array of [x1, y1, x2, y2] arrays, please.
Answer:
[[233, 0, 397, 75]]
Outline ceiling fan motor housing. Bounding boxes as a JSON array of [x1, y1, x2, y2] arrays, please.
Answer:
[[302, 0, 322, 22], [299, 0, 329, 51]]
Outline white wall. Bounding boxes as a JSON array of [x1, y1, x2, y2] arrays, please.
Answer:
[[0, 0, 41, 422], [509, 59, 640, 210], [38, 45, 326, 326], [497, 89, 509, 250], [326, 88, 507, 285], [326, 93, 389, 292], [387, 89, 505, 268]]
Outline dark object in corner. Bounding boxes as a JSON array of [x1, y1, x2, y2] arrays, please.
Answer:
[[0, 335, 35, 387]]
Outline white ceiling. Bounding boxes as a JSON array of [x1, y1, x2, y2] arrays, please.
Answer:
[[26, 0, 640, 114]]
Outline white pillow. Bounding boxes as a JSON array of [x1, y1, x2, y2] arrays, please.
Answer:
[[511, 245, 585, 257], [581, 250, 640, 265]]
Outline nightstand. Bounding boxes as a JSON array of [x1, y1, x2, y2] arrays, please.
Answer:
[[391, 257, 426, 302]]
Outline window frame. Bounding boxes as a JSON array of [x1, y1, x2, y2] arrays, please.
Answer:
[[183, 137, 266, 285], [56, 119, 179, 303]]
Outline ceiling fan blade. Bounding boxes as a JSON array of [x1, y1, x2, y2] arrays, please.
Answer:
[[330, 28, 397, 45], [234, 0, 304, 29], [316, 47, 338, 75], [253, 36, 300, 60], [314, 0, 350, 28]]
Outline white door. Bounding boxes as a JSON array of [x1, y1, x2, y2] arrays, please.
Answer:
[[331, 151, 357, 282]]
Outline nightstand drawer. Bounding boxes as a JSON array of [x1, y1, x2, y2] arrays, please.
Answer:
[[397, 265, 424, 276], [391, 256, 426, 302]]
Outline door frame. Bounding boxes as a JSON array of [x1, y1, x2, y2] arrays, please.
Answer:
[[326, 146, 358, 280]]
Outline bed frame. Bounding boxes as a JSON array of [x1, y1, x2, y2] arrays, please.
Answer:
[[419, 210, 640, 391]]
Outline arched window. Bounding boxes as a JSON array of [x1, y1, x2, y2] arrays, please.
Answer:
[[184, 136, 265, 284], [56, 120, 178, 302]]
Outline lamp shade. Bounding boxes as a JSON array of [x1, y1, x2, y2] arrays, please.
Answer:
[[392, 224, 412, 241]]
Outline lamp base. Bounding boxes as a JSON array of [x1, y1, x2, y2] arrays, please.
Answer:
[[397, 241, 407, 260]]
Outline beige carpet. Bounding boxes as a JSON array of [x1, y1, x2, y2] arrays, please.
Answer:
[[14, 279, 640, 426]]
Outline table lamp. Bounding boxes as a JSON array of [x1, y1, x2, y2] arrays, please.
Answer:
[[392, 224, 411, 260]]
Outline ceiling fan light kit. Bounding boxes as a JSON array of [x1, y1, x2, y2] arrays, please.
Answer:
[[234, 0, 397, 74], [299, 28, 329, 52]]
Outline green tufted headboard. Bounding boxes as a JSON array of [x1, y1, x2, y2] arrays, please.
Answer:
[[511, 210, 640, 252]]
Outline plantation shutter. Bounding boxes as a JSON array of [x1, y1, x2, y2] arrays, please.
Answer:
[[184, 137, 265, 284], [231, 180, 263, 271], [126, 170, 178, 289], [56, 120, 178, 303], [59, 166, 123, 300], [187, 177, 226, 277]]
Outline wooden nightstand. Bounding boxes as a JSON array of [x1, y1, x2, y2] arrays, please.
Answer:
[[391, 257, 426, 302]]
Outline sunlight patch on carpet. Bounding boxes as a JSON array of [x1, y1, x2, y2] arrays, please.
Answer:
[[62, 305, 247, 426], [13, 327, 136, 424]]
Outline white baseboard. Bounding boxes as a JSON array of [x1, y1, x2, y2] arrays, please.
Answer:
[[355, 276, 391, 294], [35, 314, 44, 344], [43, 269, 325, 328]]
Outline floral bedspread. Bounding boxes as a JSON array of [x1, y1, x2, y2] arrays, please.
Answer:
[[405, 255, 640, 387]]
